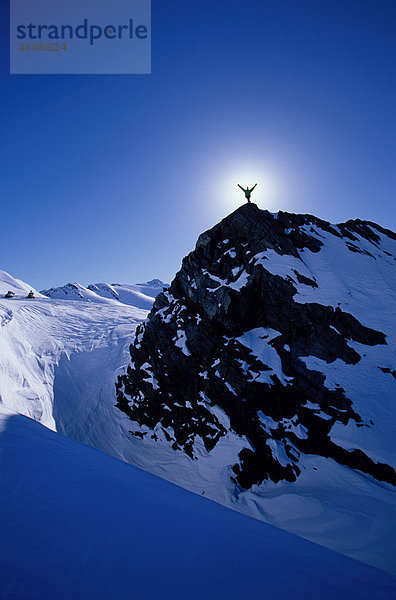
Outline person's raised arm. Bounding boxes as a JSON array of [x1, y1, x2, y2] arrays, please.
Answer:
[[251, 183, 257, 191], [237, 184, 245, 191]]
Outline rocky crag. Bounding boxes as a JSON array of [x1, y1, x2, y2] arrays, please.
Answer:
[[116, 203, 396, 492]]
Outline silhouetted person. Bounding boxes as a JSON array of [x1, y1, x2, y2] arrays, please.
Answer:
[[238, 183, 257, 203]]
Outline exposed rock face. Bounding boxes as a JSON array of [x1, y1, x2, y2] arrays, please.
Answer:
[[116, 204, 396, 490]]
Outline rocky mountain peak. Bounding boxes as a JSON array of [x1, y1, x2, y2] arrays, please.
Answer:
[[116, 204, 396, 490]]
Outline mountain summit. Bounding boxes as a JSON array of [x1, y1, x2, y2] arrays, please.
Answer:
[[116, 204, 396, 571]]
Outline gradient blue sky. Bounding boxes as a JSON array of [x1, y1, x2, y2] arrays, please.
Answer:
[[1, 0, 395, 289]]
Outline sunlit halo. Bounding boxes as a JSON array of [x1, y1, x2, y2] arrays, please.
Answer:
[[216, 163, 283, 213]]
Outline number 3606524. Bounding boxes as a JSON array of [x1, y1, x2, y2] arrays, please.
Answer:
[[18, 42, 67, 51]]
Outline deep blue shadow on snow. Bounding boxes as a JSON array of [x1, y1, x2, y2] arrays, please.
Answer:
[[1, 409, 395, 600]]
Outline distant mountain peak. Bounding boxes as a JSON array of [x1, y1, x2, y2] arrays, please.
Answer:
[[146, 278, 166, 286]]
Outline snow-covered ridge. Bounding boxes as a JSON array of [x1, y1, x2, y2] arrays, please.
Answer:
[[41, 279, 168, 309], [0, 269, 152, 450]]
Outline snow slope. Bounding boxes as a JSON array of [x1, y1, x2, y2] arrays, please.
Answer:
[[1, 405, 395, 600], [0, 271, 149, 440], [0, 270, 44, 298]]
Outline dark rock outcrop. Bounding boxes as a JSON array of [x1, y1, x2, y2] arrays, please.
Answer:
[[116, 204, 396, 488]]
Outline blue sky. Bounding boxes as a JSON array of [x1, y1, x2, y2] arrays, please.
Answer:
[[1, 0, 395, 289]]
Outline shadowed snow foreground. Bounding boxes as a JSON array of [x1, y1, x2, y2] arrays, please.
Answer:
[[1, 406, 395, 600]]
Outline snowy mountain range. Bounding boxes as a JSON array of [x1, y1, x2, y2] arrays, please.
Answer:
[[41, 278, 168, 309], [1, 204, 395, 593]]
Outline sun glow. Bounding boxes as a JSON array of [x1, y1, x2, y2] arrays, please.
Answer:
[[216, 162, 285, 213]]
